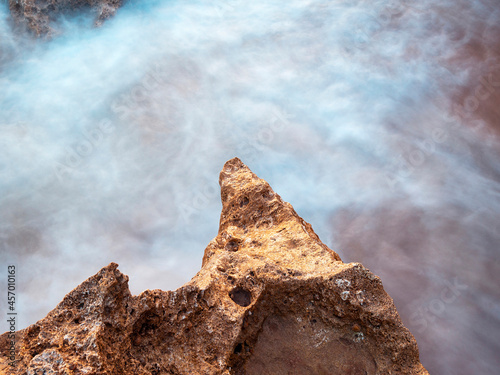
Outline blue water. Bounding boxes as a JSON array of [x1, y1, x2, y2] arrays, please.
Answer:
[[1, 1, 499, 373]]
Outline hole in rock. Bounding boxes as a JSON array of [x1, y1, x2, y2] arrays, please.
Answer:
[[229, 287, 252, 307], [225, 240, 240, 252], [240, 197, 249, 207], [234, 343, 243, 354], [133, 312, 161, 336]]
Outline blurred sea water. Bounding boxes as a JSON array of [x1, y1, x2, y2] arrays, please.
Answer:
[[1, 0, 499, 373]]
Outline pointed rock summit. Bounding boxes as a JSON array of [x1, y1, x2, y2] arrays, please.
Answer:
[[0, 157, 429, 374], [203, 157, 341, 269]]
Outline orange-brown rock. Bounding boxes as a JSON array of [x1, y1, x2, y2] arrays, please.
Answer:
[[0, 157, 429, 374], [8, 0, 123, 37]]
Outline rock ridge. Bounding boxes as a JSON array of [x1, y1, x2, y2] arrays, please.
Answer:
[[0, 157, 429, 374]]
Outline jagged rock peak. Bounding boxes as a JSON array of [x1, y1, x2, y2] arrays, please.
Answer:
[[0, 158, 429, 374], [203, 157, 341, 268]]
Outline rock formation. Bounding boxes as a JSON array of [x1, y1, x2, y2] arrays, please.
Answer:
[[0, 157, 429, 374], [7, 0, 123, 37]]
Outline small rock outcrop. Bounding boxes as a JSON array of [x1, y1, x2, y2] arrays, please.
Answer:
[[8, 0, 123, 36], [0, 157, 429, 374]]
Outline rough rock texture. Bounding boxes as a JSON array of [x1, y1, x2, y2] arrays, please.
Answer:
[[8, 0, 123, 36], [0, 157, 429, 374]]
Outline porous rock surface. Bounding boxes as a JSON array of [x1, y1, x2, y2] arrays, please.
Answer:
[[0, 157, 429, 374], [8, 0, 123, 36]]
